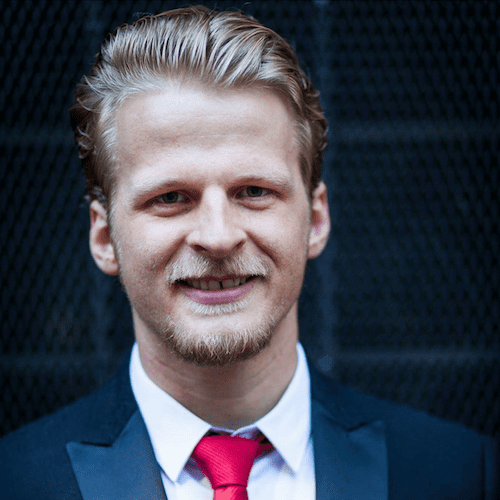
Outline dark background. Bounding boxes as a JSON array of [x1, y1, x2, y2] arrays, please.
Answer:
[[1, 0, 499, 439]]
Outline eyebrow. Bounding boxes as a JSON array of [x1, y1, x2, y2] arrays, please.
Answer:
[[129, 171, 296, 201], [233, 172, 295, 191], [128, 178, 180, 205]]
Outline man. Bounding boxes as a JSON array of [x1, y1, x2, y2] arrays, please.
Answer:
[[0, 5, 497, 499]]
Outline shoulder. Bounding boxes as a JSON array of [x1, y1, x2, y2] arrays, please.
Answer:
[[0, 361, 137, 499], [310, 364, 499, 496], [309, 360, 493, 441]]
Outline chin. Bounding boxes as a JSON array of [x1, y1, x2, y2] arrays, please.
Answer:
[[159, 316, 276, 367]]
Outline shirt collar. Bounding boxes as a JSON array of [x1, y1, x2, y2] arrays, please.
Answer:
[[256, 342, 311, 472], [130, 342, 311, 482]]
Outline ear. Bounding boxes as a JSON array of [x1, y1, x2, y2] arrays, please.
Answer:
[[308, 181, 330, 259], [89, 200, 119, 276]]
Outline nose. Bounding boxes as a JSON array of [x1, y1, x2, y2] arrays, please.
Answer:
[[186, 188, 246, 258]]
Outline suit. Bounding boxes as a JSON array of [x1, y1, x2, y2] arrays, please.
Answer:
[[0, 355, 498, 499]]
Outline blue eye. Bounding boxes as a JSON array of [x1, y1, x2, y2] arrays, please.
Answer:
[[242, 186, 267, 197], [157, 192, 187, 203]]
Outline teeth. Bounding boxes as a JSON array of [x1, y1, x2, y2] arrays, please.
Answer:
[[222, 279, 234, 289], [208, 280, 221, 291], [186, 277, 251, 290]]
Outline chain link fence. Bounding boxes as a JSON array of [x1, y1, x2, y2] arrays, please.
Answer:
[[1, 0, 499, 439]]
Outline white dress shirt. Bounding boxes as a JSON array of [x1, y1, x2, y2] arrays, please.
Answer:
[[130, 342, 315, 500]]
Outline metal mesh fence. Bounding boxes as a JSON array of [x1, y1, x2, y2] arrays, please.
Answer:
[[1, 0, 499, 439]]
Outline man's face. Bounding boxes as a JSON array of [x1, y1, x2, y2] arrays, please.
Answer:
[[90, 82, 329, 366]]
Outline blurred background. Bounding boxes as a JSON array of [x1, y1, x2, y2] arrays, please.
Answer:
[[1, 0, 499, 439]]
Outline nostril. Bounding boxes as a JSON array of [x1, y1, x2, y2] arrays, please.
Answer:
[[186, 225, 246, 257]]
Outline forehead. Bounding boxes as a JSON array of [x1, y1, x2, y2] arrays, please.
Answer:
[[112, 83, 302, 189], [115, 83, 296, 143]]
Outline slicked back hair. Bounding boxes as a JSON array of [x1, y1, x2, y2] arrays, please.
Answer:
[[70, 5, 328, 209]]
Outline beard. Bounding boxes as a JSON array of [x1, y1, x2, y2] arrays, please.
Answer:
[[159, 312, 276, 366], [124, 253, 286, 367]]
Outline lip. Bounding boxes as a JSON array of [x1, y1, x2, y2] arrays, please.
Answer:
[[180, 278, 257, 305]]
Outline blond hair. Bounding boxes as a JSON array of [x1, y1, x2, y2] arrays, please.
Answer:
[[70, 5, 328, 207]]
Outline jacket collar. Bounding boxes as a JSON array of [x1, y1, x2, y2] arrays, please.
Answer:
[[66, 353, 388, 500], [67, 410, 166, 500], [309, 362, 388, 500], [64, 359, 166, 500]]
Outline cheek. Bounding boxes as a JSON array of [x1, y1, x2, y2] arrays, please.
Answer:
[[251, 209, 310, 268], [114, 224, 168, 278]]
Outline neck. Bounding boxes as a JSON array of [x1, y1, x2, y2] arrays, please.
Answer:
[[135, 309, 299, 429]]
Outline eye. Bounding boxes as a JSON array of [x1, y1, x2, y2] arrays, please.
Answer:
[[156, 192, 188, 204], [239, 186, 269, 198]]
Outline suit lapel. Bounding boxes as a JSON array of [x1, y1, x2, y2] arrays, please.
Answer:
[[310, 366, 388, 500], [67, 410, 167, 500], [64, 352, 387, 500], [312, 402, 388, 500]]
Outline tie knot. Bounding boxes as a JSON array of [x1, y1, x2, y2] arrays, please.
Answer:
[[192, 434, 271, 492]]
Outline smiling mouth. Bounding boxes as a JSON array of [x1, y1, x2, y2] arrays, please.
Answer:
[[180, 276, 256, 291]]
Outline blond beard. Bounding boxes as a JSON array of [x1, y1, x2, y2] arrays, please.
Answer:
[[158, 311, 277, 366], [161, 254, 279, 366]]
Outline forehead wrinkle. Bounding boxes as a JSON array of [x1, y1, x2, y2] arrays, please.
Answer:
[[145, 117, 274, 152]]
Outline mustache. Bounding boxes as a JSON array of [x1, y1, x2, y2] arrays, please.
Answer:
[[165, 254, 271, 284]]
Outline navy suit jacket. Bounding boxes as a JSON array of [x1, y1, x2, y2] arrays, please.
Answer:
[[0, 356, 498, 499]]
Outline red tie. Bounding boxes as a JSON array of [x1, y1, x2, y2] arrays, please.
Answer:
[[191, 434, 272, 500]]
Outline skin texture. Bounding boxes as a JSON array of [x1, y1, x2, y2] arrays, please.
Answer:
[[89, 82, 330, 428]]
